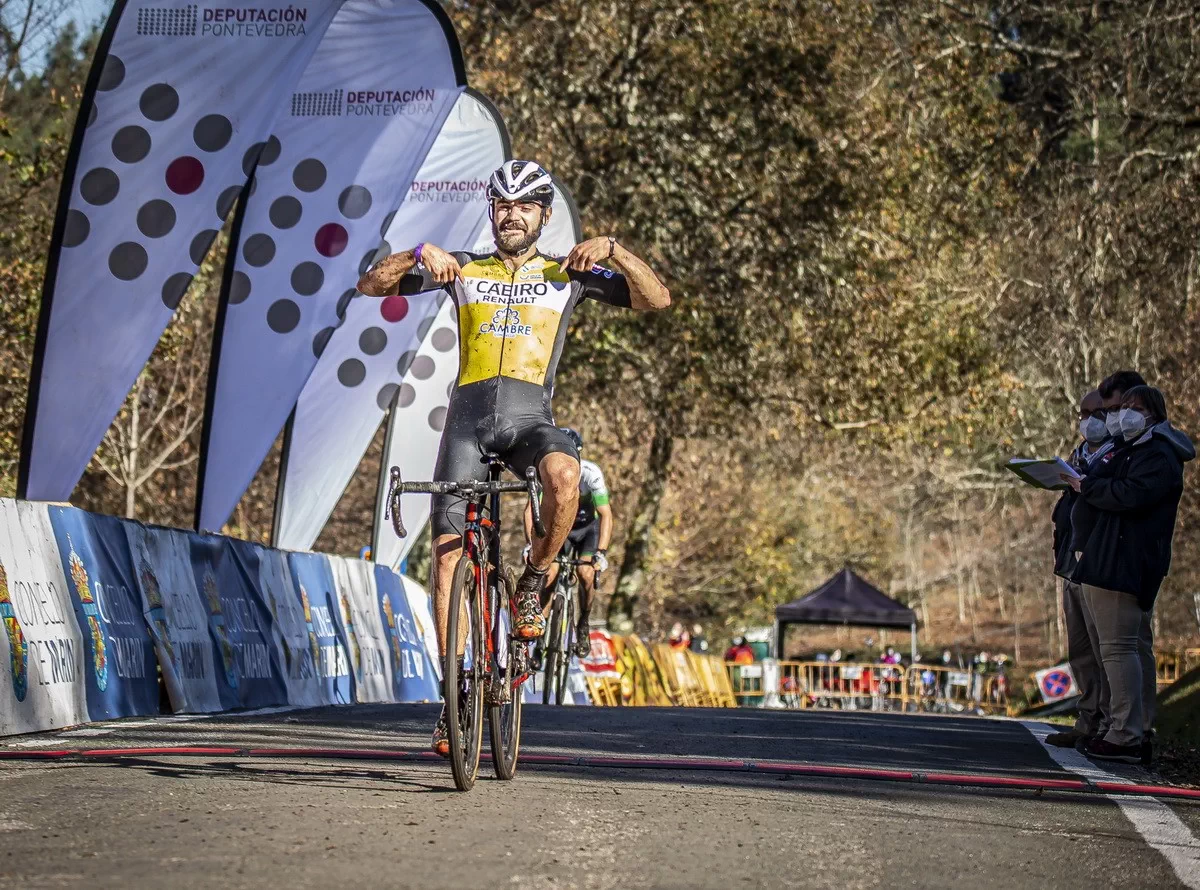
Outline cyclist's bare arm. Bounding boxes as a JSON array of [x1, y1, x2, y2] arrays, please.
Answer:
[[561, 238, 670, 310], [356, 243, 462, 296], [596, 503, 614, 553]]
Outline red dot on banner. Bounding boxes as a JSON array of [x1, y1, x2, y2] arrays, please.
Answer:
[[314, 222, 348, 258], [166, 156, 204, 194], [381, 295, 409, 323]]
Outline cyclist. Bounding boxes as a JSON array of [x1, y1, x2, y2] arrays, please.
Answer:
[[356, 160, 671, 754], [525, 427, 613, 660]]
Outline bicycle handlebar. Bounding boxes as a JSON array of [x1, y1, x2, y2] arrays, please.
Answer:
[[386, 466, 545, 539]]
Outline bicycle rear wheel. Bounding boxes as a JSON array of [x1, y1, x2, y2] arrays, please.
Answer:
[[555, 592, 574, 706], [489, 567, 522, 780], [542, 588, 564, 705], [445, 555, 484, 791]]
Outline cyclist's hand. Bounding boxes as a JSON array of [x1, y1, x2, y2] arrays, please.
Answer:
[[421, 244, 462, 284], [593, 551, 609, 573], [561, 236, 615, 273]]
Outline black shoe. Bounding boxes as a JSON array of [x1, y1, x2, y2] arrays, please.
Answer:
[[1046, 729, 1088, 748], [513, 563, 547, 640], [1085, 737, 1142, 764], [530, 641, 545, 672], [572, 628, 591, 659]]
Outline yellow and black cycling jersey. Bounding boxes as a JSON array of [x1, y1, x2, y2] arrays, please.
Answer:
[[398, 250, 631, 537]]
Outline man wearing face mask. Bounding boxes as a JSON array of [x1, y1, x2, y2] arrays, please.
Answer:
[[1045, 390, 1114, 749], [1066, 384, 1194, 763]]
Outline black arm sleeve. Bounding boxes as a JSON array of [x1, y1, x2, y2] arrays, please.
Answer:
[[571, 265, 632, 308]]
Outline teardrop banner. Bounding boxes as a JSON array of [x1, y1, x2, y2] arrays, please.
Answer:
[[272, 88, 508, 553], [194, 0, 465, 534], [370, 179, 585, 570], [19, 0, 344, 502]]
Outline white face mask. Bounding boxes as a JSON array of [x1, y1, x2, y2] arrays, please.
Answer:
[[1119, 407, 1148, 441], [1105, 411, 1123, 438], [1079, 416, 1107, 445]]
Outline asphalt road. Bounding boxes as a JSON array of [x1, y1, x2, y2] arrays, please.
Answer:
[[0, 705, 1197, 889]]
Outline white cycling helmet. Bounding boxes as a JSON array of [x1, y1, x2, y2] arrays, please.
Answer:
[[487, 160, 555, 206]]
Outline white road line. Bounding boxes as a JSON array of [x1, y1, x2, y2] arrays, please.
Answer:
[[1023, 720, 1200, 889]]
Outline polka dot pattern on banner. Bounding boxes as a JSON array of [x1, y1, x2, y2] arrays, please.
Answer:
[[338, 185, 372, 219], [136, 199, 175, 238], [447, 378, 456, 399], [97, 54, 124, 91], [140, 83, 179, 122], [376, 383, 399, 411], [293, 158, 326, 192], [338, 359, 366, 388], [63, 210, 90, 247], [242, 233, 276, 267], [314, 222, 348, 257], [359, 327, 386, 355], [398, 383, 416, 407], [380, 295, 408, 323], [193, 114, 232, 153], [358, 250, 376, 276], [109, 242, 147, 281], [270, 196, 302, 229], [291, 262, 323, 296], [396, 350, 416, 377], [410, 356, 435, 381], [416, 314, 436, 341], [312, 326, 335, 358], [190, 230, 218, 265], [336, 289, 357, 319], [166, 156, 204, 195], [379, 210, 396, 237], [428, 406, 447, 431], [216, 185, 241, 220], [80, 167, 119, 205], [266, 299, 300, 334], [260, 135, 281, 166], [431, 328, 455, 352], [228, 271, 252, 304], [161, 273, 193, 310], [87, 102, 97, 127], [111, 125, 151, 164]]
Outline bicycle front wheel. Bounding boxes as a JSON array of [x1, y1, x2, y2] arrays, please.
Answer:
[[555, 591, 574, 706], [445, 555, 484, 791], [489, 567, 522, 780], [542, 590, 564, 706]]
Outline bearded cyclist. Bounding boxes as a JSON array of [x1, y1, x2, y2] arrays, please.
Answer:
[[525, 427, 613, 660], [357, 160, 670, 755]]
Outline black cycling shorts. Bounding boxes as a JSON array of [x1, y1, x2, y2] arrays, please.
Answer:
[[566, 520, 600, 556], [430, 381, 578, 538]]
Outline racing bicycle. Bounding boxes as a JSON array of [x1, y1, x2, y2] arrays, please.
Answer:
[[537, 543, 592, 706], [386, 456, 545, 791]]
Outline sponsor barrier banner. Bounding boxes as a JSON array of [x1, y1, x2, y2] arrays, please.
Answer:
[[0, 501, 89, 734], [328, 556, 393, 702], [401, 574, 441, 682], [274, 88, 508, 554], [46, 507, 159, 720], [196, 0, 465, 534], [126, 523, 223, 713], [19, 0, 341, 502], [371, 179, 585, 568], [374, 565, 439, 701], [250, 544, 324, 707], [286, 551, 354, 705]]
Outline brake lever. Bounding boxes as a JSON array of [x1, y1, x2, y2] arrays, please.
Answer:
[[526, 466, 546, 539], [387, 466, 408, 538]]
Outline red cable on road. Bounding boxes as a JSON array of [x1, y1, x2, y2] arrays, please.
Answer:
[[2, 745, 1197, 802]]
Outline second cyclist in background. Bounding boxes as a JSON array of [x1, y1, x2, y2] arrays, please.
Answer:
[[526, 427, 613, 658]]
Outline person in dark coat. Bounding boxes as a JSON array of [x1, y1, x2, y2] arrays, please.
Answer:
[[1045, 389, 1114, 749], [1065, 385, 1194, 763]]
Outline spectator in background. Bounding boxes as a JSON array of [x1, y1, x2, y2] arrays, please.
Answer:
[[689, 624, 709, 654], [668, 622, 691, 651], [1047, 388, 1115, 749], [1067, 384, 1194, 763], [724, 637, 755, 665]]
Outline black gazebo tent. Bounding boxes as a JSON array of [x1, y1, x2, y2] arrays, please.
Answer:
[[774, 566, 919, 658]]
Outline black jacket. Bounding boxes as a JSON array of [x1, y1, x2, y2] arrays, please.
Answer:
[[1053, 441, 1112, 579], [1070, 422, 1195, 609]]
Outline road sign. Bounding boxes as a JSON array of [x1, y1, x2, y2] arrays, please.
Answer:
[[1034, 663, 1078, 702]]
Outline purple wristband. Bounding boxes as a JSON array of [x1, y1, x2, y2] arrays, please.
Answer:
[[414, 242, 424, 265]]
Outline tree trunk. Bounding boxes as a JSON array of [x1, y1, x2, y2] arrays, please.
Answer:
[[125, 384, 140, 519], [606, 421, 674, 633]]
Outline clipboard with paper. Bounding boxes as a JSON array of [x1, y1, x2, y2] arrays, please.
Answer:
[[1005, 457, 1081, 491]]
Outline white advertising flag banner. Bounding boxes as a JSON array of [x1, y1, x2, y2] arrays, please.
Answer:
[[372, 182, 585, 569], [20, 0, 341, 501], [0, 501, 89, 734], [273, 89, 507, 552], [195, 0, 464, 532]]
